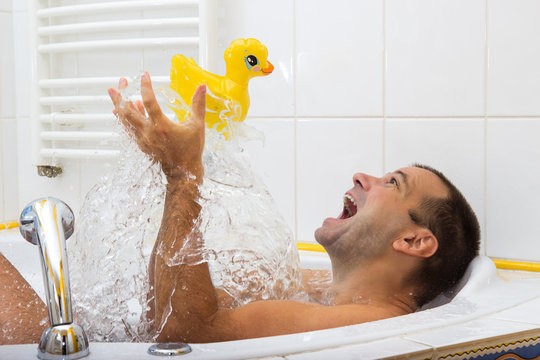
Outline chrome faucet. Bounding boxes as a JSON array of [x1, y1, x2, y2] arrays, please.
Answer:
[[20, 197, 89, 360]]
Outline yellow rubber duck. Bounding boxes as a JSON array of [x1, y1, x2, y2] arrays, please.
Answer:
[[169, 38, 274, 138]]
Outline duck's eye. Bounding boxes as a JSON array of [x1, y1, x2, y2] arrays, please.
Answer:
[[245, 55, 259, 70]]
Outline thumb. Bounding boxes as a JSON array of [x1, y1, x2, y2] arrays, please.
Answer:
[[190, 85, 206, 127]]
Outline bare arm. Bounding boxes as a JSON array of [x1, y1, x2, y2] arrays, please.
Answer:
[[109, 73, 403, 343], [0, 253, 48, 344]]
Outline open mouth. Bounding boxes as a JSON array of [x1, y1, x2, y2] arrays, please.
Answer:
[[339, 194, 358, 219]]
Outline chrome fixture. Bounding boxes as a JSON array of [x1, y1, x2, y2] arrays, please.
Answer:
[[148, 342, 192, 356], [20, 198, 89, 360]]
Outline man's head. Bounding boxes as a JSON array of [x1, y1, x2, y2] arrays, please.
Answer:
[[405, 164, 480, 306], [314, 164, 480, 306]]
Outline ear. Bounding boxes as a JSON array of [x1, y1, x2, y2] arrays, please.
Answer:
[[392, 227, 438, 258]]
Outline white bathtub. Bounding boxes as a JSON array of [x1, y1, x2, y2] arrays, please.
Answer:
[[1, 227, 540, 360]]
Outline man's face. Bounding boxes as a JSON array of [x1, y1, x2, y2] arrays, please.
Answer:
[[314, 166, 448, 260]]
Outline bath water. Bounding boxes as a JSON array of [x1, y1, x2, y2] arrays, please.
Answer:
[[68, 83, 303, 342]]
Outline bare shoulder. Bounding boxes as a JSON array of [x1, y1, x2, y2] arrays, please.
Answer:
[[203, 298, 407, 343]]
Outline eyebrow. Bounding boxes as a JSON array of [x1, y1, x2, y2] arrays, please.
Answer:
[[395, 170, 409, 195]]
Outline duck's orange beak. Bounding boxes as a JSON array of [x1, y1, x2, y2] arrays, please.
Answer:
[[262, 60, 274, 76]]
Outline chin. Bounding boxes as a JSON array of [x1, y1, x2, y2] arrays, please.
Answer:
[[314, 226, 335, 248]]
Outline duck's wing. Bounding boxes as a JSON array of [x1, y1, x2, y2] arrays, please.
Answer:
[[170, 54, 222, 102], [205, 87, 243, 128]]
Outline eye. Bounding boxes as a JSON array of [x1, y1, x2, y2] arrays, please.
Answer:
[[389, 177, 398, 187], [245, 55, 259, 70]]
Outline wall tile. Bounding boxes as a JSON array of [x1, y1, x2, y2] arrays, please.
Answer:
[[296, 118, 383, 243], [0, 0, 11, 11], [386, 0, 485, 116], [296, 0, 383, 117], [0, 120, 4, 220], [385, 119, 486, 253], [1, 118, 18, 219], [12, 0, 28, 12], [211, 0, 294, 117], [13, 10, 30, 118], [486, 119, 540, 261], [244, 119, 296, 234], [0, 12, 15, 118], [487, 0, 540, 116], [17, 161, 83, 221], [16, 116, 82, 217]]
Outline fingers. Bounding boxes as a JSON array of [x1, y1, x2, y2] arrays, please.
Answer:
[[108, 77, 128, 111], [108, 87, 121, 110], [121, 100, 146, 131], [140, 71, 164, 121], [118, 77, 128, 90], [190, 85, 206, 127], [108, 78, 147, 132], [135, 100, 145, 116]]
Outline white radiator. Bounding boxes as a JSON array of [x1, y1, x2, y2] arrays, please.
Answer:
[[30, 0, 208, 171]]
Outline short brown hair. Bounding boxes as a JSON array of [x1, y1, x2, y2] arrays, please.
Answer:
[[408, 164, 480, 306]]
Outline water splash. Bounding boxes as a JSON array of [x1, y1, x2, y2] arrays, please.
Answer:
[[68, 83, 302, 341], [69, 127, 164, 342]]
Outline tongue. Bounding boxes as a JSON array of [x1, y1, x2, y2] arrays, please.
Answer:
[[339, 207, 349, 219]]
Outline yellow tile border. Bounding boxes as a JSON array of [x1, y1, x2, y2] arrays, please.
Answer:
[[492, 259, 540, 273], [296, 243, 540, 273], [1, 225, 539, 273], [0, 221, 19, 230]]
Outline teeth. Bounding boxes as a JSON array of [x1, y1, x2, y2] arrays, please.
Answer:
[[343, 194, 357, 217]]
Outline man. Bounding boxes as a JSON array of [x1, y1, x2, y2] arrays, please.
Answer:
[[108, 72, 480, 343]]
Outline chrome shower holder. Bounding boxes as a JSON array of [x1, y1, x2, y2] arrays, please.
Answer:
[[20, 197, 89, 360]]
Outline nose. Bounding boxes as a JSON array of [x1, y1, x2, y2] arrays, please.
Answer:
[[353, 172, 378, 190]]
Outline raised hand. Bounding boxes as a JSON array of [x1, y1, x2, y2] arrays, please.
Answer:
[[108, 72, 206, 181]]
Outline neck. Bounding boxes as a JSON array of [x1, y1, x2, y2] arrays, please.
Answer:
[[225, 70, 250, 86], [330, 257, 418, 314]]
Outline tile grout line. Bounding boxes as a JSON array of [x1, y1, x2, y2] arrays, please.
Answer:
[[0, 119, 5, 219], [382, 0, 387, 173], [292, 0, 298, 243], [483, 0, 489, 256]]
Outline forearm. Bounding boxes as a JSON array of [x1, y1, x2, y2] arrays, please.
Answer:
[[151, 177, 219, 342]]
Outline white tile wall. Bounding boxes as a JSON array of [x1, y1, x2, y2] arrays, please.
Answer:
[[244, 119, 296, 234], [1, 118, 18, 220], [296, 0, 383, 117], [12, 10, 29, 118], [0, 0, 11, 11], [487, 0, 540, 116], [385, 119, 486, 253], [212, 0, 295, 117], [3, 0, 540, 264], [0, 12, 15, 118], [486, 119, 540, 261], [386, 0, 486, 117], [12, 0, 27, 12], [0, 120, 4, 220], [296, 118, 383, 243]]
